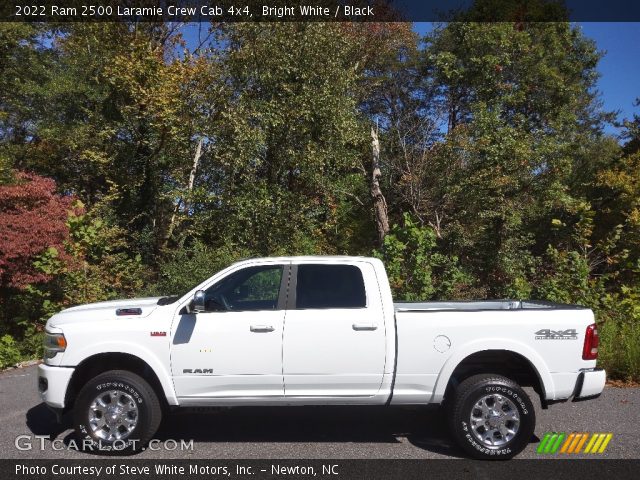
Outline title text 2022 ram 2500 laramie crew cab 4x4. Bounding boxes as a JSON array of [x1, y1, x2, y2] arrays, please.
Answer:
[[38, 256, 605, 459]]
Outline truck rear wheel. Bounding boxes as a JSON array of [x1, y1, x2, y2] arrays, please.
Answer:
[[449, 374, 535, 460], [73, 370, 162, 454]]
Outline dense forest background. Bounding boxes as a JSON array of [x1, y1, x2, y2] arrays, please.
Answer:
[[1, 14, 639, 379]]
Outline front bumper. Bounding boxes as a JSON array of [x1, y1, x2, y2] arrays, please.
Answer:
[[37, 363, 75, 409], [573, 368, 606, 401]]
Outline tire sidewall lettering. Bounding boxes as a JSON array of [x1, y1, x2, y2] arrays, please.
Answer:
[[71, 432, 138, 452], [95, 381, 144, 404]]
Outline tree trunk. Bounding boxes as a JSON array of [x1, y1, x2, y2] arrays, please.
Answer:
[[370, 126, 390, 246], [185, 137, 204, 208], [162, 137, 204, 249]]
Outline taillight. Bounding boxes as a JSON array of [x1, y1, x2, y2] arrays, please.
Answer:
[[582, 323, 599, 360]]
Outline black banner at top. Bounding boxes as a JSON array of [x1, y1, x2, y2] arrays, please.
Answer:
[[2, 0, 640, 22]]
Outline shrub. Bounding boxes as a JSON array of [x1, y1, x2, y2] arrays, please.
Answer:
[[374, 214, 476, 301], [0, 334, 22, 369], [599, 318, 640, 382]]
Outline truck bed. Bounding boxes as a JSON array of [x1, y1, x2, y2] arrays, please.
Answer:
[[391, 298, 595, 405], [394, 299, 588, 312]]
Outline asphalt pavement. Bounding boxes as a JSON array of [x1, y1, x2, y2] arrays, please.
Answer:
[[1, 365, 638, 459]]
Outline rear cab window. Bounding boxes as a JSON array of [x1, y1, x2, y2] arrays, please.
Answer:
[[294, 264, 367, 309]]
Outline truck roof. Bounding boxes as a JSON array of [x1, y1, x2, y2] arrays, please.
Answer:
[[232, 255, 380, 264]]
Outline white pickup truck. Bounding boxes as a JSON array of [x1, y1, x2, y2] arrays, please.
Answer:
[[38, 256, 605, 459]]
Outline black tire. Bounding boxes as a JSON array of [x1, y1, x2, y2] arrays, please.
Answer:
[[73, 370, 162, 454], [449, 374, 535, 460]]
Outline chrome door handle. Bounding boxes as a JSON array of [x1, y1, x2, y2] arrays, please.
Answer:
[[250, 325, 275, 332], [352, 324, 378, 331]]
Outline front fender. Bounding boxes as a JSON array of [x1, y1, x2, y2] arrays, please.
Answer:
[[61, 341, 178, 405]]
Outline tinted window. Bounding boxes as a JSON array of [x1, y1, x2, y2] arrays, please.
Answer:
[[204, 266, 283, 312], [295, 265, 366, 309]]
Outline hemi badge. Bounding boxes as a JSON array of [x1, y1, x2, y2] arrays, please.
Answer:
[[150, 331, 167, 337]]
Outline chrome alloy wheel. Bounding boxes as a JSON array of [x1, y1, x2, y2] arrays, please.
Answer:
[[88, 390, 139, 442], [469, 394, 520, 447]]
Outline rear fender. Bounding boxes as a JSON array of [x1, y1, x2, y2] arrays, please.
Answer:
[[431, 339, 554, 403]]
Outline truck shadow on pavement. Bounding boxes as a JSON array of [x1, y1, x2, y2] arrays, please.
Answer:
[[158, 405, 461, 456], [26, 403, 463, 457], [27, 403, 539, 458], [26, 403, 71, 441]]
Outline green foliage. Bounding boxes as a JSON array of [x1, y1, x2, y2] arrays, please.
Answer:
[[63, 208, 149, 304], [14, 207, 151, 326], [599, 315, 640, 382], [535, 246, 604, 306], [243, 268, 283, 301], [18, 324, 44, 360], [151, 241, 252, 297], [197, 23, 370, 255], [375, 214, 475, 301], [0, 334, 22, 369]]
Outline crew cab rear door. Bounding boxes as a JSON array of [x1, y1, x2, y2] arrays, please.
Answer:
[[282, 261, 386, 397]]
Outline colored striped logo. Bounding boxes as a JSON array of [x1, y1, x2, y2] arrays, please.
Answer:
[[537, 432, 613, 454]]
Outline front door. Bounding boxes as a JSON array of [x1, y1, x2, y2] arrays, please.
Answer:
[[171, 264, 288, 399]]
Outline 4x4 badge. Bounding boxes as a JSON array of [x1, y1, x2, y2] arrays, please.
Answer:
[[535, 329, 578, 340]]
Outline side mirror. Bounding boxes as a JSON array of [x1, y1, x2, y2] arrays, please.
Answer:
[[192, 290, 206, 313]]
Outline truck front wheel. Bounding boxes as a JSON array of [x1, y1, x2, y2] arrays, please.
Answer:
[[449, 374, 535, 460], [73, 370, 162, 454]]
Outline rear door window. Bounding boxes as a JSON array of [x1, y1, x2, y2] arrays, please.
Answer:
[[295, 264, 366, 309]]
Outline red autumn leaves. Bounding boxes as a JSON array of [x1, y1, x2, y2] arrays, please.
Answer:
[[0, 172, 77, 289]]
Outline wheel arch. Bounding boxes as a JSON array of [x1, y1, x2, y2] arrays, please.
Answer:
[[432, 341, 554, 407], [64, 352, 176, 411]]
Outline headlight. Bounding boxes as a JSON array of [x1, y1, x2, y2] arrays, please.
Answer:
[[43, 331, 67, 359]]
